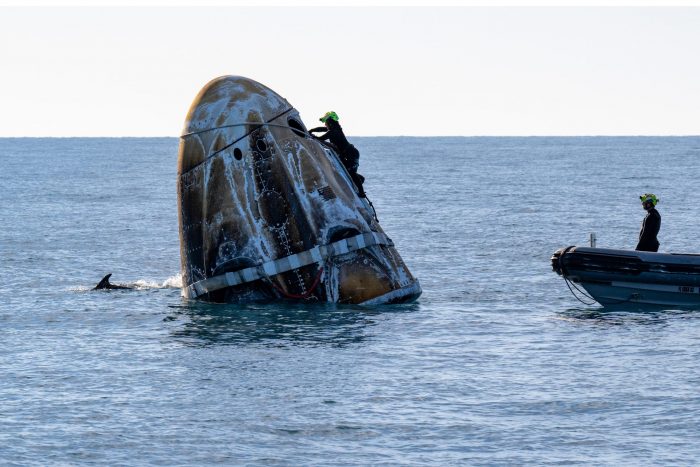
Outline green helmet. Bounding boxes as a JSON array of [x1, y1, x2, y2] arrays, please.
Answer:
[[639, 193, 659, 206], [320, 111, 339, 123]]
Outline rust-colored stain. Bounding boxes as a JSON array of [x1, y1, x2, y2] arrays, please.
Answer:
[[177, 136, 205, 175]]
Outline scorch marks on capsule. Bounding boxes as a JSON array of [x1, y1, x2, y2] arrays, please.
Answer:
[[177, 75, 421, 304]]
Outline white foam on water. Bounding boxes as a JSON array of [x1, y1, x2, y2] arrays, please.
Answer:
[[133, 273, 183, 289], [162, 273, 183, 289]]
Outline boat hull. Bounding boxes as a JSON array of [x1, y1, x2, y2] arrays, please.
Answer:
[[551, 246, 700, 307]]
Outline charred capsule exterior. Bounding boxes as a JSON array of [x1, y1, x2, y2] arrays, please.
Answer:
[[178, 76, 421, 304]]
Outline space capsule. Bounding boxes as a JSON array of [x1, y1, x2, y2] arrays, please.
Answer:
[[177, 76, 421, 304]]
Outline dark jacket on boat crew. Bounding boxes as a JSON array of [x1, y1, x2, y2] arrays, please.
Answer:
[[310, 120, 364, 196], [636, 207, 661, 252]]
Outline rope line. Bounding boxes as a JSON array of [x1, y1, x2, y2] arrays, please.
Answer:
[[563, 277, 599, 306], [562, 276, 637, 306], [558, 247, 636, 306], [179, 108, 295, 175], [181, 120, 302, 139], [181, 116, 372, 205], [269, 267, 324, 300]]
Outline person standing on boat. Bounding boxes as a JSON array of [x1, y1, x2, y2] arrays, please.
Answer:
[[636, 193, 661, 252], [309, 111, 366, 197]]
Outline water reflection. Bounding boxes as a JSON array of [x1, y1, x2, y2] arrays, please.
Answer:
[[166, 300, 420, 348], [556, 306, 698, 326]]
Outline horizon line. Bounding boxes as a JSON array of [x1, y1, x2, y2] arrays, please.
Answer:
[[1, 134, 700, 138]]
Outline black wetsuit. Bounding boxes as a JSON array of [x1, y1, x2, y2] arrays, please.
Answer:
[[636, 207, 661, 252], [310, 121, 364, 196]]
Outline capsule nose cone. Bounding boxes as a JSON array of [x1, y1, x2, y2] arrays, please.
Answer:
[[178, 76, 291, 174]]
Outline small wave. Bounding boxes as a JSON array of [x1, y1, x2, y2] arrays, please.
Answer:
[[162, 273, 183, 289], [132, 273, 183, 290]]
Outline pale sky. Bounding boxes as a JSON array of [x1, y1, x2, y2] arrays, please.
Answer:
[[1, 6, 699, 136]]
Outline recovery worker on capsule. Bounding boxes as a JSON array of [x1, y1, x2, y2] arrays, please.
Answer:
[[309, 111, 366, 198], [635, 193, 661, 252]]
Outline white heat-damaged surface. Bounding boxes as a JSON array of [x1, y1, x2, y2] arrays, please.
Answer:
[[177, 76, 421, 304]]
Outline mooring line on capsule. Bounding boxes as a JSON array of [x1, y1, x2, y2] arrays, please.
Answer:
[[182, 115, 375, 209], [182, 121, 304, 138], [179, 107, 296, 176], [180, 112, 299, 139]]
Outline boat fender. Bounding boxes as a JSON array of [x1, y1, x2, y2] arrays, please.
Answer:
[[557, 245, 576, 277]]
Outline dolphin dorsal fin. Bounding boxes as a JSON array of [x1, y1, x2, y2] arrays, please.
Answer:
[[95, 273, 113, 290]]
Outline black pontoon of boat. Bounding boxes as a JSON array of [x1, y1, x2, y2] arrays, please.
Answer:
[[552, 246, 700, 307]]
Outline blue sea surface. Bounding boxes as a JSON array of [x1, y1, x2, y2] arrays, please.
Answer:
[[2, 136, 700, 465]]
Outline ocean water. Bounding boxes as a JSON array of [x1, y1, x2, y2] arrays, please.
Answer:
[[2, 136, 700, 465]]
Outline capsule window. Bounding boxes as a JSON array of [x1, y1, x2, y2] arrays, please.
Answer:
[[287, 117, 307, 137], [328, 227, 361, 244], [233, 148, 243, 160]]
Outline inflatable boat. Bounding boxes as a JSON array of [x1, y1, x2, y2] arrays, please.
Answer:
[[551, 246, 700, 307]]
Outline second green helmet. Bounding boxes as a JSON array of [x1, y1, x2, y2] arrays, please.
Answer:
[[639, 193, 659, 206], [320, 111, 339, 123]]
